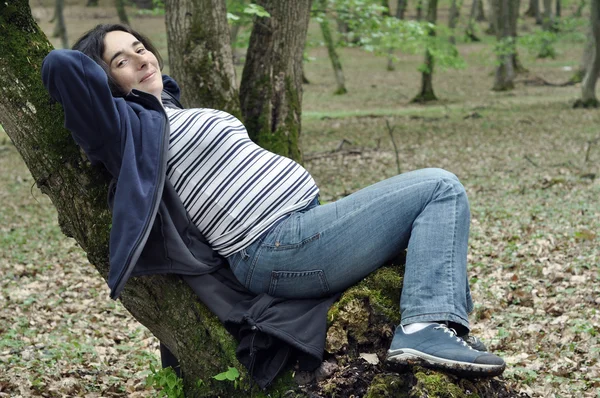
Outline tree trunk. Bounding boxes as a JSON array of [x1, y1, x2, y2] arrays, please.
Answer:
[[387, 0, 407, 70], [52, 0, 68, 49], [320, 0, 347, 94], [525, 0, 542, 23], [542, 0, 553, 30], [165, 0, 241, 116], [0, 2, 530, 396], [416, 0, 424, 20], [491, 0, 517, 90], [448, 0, 462, 44], [556, 0, 561, 18], [239, 0, 311, 162], [574, 0, 586, 17], [466, 0, 481, 41], [86, 0, 98, 6], [115, 0, 130, 25], [476, 0, 486, 20], [576, 0, 600, 107], [412, 0, 438, 102], [396, 0, 407, 19], [486, 0, 496, 33]]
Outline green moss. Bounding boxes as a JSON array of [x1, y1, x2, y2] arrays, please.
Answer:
[[365, 374, 409, 398], [413, 369, 477, 398]]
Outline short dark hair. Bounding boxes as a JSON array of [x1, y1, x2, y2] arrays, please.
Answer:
[[72, 24, 163, 97]]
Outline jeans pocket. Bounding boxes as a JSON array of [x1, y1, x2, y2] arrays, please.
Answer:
[[268, 270, 330, 299]]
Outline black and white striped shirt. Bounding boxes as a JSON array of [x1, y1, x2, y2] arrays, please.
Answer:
[[165, 107, 319, 257]]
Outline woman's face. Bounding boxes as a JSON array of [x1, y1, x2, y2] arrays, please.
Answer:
[[102, 30, 163, 101]]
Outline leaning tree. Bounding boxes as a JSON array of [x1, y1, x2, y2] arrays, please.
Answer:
[[1, 1, 523, 396]]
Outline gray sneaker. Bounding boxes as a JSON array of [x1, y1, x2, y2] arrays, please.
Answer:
[[386, 324, 505, 377], [460, 334, 488, 352]]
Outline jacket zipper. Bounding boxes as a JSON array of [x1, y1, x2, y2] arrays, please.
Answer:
[[111, 90, 170, 299]]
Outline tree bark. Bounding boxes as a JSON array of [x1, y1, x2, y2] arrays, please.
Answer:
[[542, 0, 553, 30], [576, 0, 600, 107], [165, 0, 241, 116], [319, 0, 347, 94], [476, 0, 486, 20], [115, 0, 130, 25], [396, 0, 407, 19], [525, 0, 542, 24], [416, 0, 424, 20], [556, 0, 561, 17], [491, 0, 516, 90], [448, 0, 462, 44], [412, 0, 438, 102], [239, 0, 311, 162], [466, 0, 481, 41], [52, 0, 68, 49]]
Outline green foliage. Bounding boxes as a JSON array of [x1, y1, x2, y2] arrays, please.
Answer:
[[135, 0, 165, 16], [517, 17, 587, 60], [146, 364, 188, 398], [226, 1, 270, 49], [329, 0, 465, 72], [213, 366, 240, 381]]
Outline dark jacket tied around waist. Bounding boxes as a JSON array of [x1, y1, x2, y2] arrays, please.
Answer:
[[42, 49, 338, 389]]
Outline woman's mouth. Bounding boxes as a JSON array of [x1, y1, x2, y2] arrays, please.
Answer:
[[140, 72, 155, 83]]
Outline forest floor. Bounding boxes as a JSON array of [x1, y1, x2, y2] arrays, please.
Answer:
[[1, 1, 599, 397]]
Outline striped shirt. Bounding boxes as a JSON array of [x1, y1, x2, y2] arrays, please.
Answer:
[[164, 107, 319, 257]]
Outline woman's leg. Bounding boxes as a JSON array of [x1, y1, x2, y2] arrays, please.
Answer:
[[228, 168, 472, 330]]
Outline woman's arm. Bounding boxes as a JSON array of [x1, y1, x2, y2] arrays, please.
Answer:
[[41, 49, 122, 154]]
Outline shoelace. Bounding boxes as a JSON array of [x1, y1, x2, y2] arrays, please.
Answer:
[[433, 324, 475, 350]]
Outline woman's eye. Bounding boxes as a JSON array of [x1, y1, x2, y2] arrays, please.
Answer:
[[137, 48, 146, 54], [117, 60, 127, 68]]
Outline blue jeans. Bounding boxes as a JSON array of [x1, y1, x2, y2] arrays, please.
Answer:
[[227, 168, 474, 330]]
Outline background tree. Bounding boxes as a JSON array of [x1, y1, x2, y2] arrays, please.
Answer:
[[165, 0, 240, 115], [466, 0, 484, 41], [115, 0, 130, 25], [86, 0, 98, 6], [491, 0, 519, 90], [51, 0, 68, 48], [239, 0, 312, 162], [575, 0, 600, 107], [413, 0, 439, 102], [318, 0, 348, 94], [448, 0, 463, 44]]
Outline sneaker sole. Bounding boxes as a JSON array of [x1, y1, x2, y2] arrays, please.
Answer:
[[386, 348, 505, 377]]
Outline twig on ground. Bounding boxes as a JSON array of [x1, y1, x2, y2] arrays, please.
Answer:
[[524, 155, 539, 167], [385, 120, 401, 175]]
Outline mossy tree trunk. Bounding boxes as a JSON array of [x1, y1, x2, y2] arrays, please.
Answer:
[[51, 0, 68, 49], [239, 0, 312, 162], [491, 0, 517, 91], [412, 0, 438, 103], [575, 0, 600, 108], [115, 0, 130, 25], [319, 0, 348, 94], [165, 0, 241, 116]]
